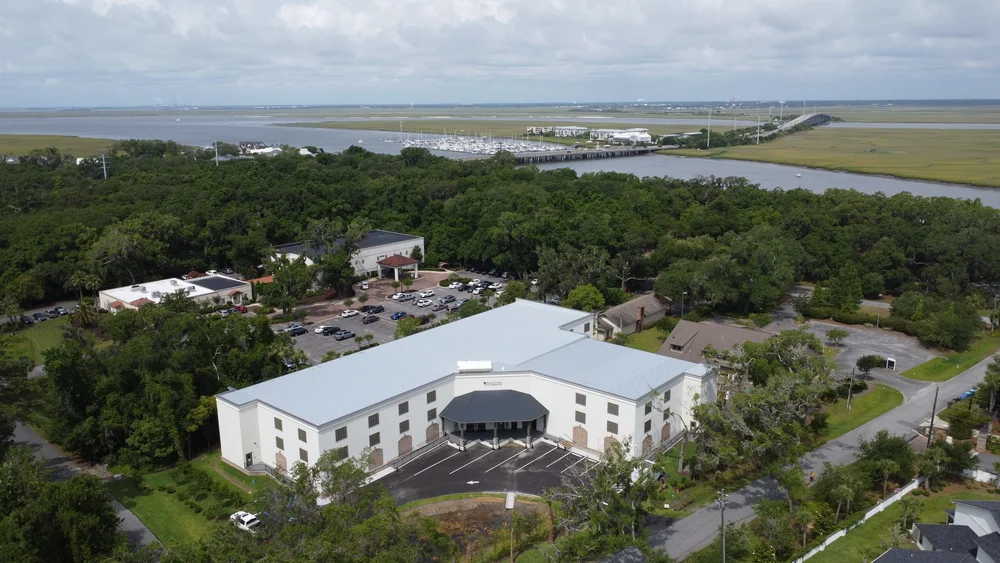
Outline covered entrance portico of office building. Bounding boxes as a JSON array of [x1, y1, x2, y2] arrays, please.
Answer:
[[439, 390, 549, 450]]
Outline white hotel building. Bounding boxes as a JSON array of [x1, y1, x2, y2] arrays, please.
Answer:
[[216, 300, 715, 474]]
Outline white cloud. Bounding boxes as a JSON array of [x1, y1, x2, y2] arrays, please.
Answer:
[[2, 0, 999, 106]]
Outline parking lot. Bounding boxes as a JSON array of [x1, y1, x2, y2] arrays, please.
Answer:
[[378, 441, 596, 504], [284, 270, 514, 364]]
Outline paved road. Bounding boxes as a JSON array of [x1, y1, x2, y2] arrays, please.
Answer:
[[651, 333, 994, 559], [13, 423, 160, 548]]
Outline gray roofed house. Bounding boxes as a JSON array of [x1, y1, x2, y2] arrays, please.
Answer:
[[976, 533, 1000, 563], [657, 320, 771, 364], [912, 523, 978, 554], [600, 547, 647, 563], [873, 548, 976, 563], [598, 294, 671, 337], [952, 500, 1000, 536]]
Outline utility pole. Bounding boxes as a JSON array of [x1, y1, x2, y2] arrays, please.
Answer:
[[876, 294, 884, 328], [846, 368, 857, 411], [681, 291, 687, 318], [928, 386, 940, 447], [718, 490, 728, 563], [101, 154, 108, 179], [756, 106, 761, 144]]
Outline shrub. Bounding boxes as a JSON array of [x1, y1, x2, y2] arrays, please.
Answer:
[[176, 490, 189, 502], [667, 475, 694, 490], [190, 504, 203, 513], [195, 491, 209, 501], [165, 486, 176, 494]]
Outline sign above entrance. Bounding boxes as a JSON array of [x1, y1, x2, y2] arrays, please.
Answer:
[[483, 381, 502, 387]]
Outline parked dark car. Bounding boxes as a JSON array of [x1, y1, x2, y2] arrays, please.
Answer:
[[287, 327, 308, 337], [282, 358, 299, 371], [359, 305, 375, 313], [20, 316, 33, 325], [32, 313, 47, 322], [369, 305, 384, 314], [390, 311, 408, 321], [362, 315, 379, 324], [439, 295, 456, 304], [431, 303, 448, 312], [320, 326, 341, 336], [334, 330, 356, 341]]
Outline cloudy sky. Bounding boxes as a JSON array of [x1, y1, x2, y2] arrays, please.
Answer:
[[2, 0, 997, 107]]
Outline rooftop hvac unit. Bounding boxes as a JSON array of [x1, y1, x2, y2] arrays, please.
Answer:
[[139, 286, 147, 293], [456, 360, 493, 373], [170, 279, 178, 286], [186, 286, 195, 294], [131, 284, 140, 291], [152, 291, 162, 299]]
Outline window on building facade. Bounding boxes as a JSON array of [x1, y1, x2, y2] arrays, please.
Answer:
[[644, 420, 652, 433], [607, 402, 619, 416], [275, 436, 284, 450], [670, 344, 683, 352], [584, 322, 590, 333], [399, 420, 409, 433], [664, 390, 671, 402], [336, 446, 348, 460], [607, 421, 618, 434], [335, 426, 347, 441], [427, 390, 436, 403], [427, 408, 437, 421], [575, 411, 586, 424], [575, 393, 586, 406], [645, 402, 652, 415], [274, 417, 282, 431], [299, 448, 308, 463], [369, 432, 380, 447], [664, 411, 670, 421], [298, 428, 306, 442], [398, 401, 409, 415], [368, 413, 379, 428]]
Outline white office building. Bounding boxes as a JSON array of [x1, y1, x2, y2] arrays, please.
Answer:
[[273, 230, 425, 278], [553, 126, 589, 138], [98, 274, 251, 312], [590, 128, 651, 144], [216, 300, 715, 475]]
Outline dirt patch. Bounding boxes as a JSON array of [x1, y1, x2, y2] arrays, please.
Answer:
[[408, 497, 548, 557]]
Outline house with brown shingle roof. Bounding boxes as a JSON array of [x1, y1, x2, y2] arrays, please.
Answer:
[[597, 294, 671, 337], [657, 320, 770, 364]]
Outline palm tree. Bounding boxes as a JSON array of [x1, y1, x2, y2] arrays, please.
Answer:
[[983, 356, 1000, 434], [68, 270, 88, 299], [875, 459, 900, 498], [899, 497, 923, 529], [834, 483, 853, 522], [70, 299, 100, 328], [792, 507, 812, 548]]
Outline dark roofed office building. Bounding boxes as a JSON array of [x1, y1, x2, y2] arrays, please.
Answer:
[[272, 229, 424, 277], [657, 320, 770, 364]]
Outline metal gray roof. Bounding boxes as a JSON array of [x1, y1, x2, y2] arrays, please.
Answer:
[[976, 533, 1000, 561], [516, 338, 707, 400], [913, 524, 978, 554], [273, 230, 421, 259], [440, 390, 548, 424], [218, 300, 705, 427], [873, 548, 975, 563]]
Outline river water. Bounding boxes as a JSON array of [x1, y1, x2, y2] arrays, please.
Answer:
[[1, 115, 997, 207]]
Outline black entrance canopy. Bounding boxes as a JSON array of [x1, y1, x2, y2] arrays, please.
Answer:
[[439, 390, 548, 424]]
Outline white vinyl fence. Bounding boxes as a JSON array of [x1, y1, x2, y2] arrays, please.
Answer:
[[964, 468, 998, 484], [792, 478, 923, 563]]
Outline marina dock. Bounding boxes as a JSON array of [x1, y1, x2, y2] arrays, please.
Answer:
[[512, 145, 670, 165]]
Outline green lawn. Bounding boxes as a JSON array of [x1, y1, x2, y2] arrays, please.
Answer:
[[627, 329, 668, 353], [0, 134, 113, 156], [106, 461, 247, 550], [399, 492, 507, 512], [190, 451, 256, 496], [818, 384, 905, 446], [807, 485, 997, 563], [8, 317, 69, 366], [902, 335, 1000, 382]]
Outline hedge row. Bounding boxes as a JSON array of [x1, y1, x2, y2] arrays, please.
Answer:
[[804, 306, 918, 336]]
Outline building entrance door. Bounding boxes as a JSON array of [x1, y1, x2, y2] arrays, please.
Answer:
[[244, 453, 253, 468]]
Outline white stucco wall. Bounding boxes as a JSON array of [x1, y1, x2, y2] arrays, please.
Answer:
[[354, 238, 425, 276], [955, 504, 1000, 536]]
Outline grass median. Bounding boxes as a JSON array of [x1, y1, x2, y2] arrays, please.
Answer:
[[902, 335, 1000, 382], [817, 384, 904, 446]]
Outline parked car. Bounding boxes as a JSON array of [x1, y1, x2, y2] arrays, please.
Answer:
[[496, 290, 505, 298], [219, 309, 231, 318], [32, 313, 47, 323], [283, 323, 303, 332], [282, 358, 298, 371], [418, 289, 435, 298], [398, 293, 415, 302], [361, 280, 369, 290], [314, 324, 337, 334], [471, 279, 481, 285], [472, 287, 486, 295], [233, 305, 248, 313], [390, 311, 408, 321], [501, 272, 510, 279], [362, 315, 379, 324], [359, 305, 375, 313], [230, 511, 262, 533], [448, 282, 463, 289], [287, 327, 307, 337], [223, 267, 234, 274], [334, 330, 356, 341], [368, 305, 384, 314], [341, 309, 360, 318], [207, 269, 218, 275], [438, 295, 456, 304], [488, 269, 499, 276], [531, 279, 539, 286], [416, 299, 432, 307], [488, 282, 503, 290], [320, 326, 342, 336], [45, 310, 60, 319], [431, 303, 448, 312], [20, 315, 33, 325], [53, 306, 70, 316], [550, 297, 562, 305], [391, 293, 406, 300]]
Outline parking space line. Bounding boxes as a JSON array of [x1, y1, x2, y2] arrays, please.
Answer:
[[561, 455, 589, 474], [412, 451, 462, 477], [582, 460, 602, 475], [449, 449, 495, 474], [485, 450, 526, 473], [545, 451, 574, 468], [515, 447, 558, 472]]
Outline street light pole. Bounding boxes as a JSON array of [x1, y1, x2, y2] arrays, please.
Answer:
[[681, 291, 688, 318], [876, 293, 883, 328], [718, 490, 728, 563]]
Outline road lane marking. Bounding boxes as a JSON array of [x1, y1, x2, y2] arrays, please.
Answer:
[[515, 447, 558, 471], [545, 451, 574, 468], [450, 450, 495, 474], [561, 455, 589, 474], [485, 450, 526, 473], [412, 451, 461, 476]]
